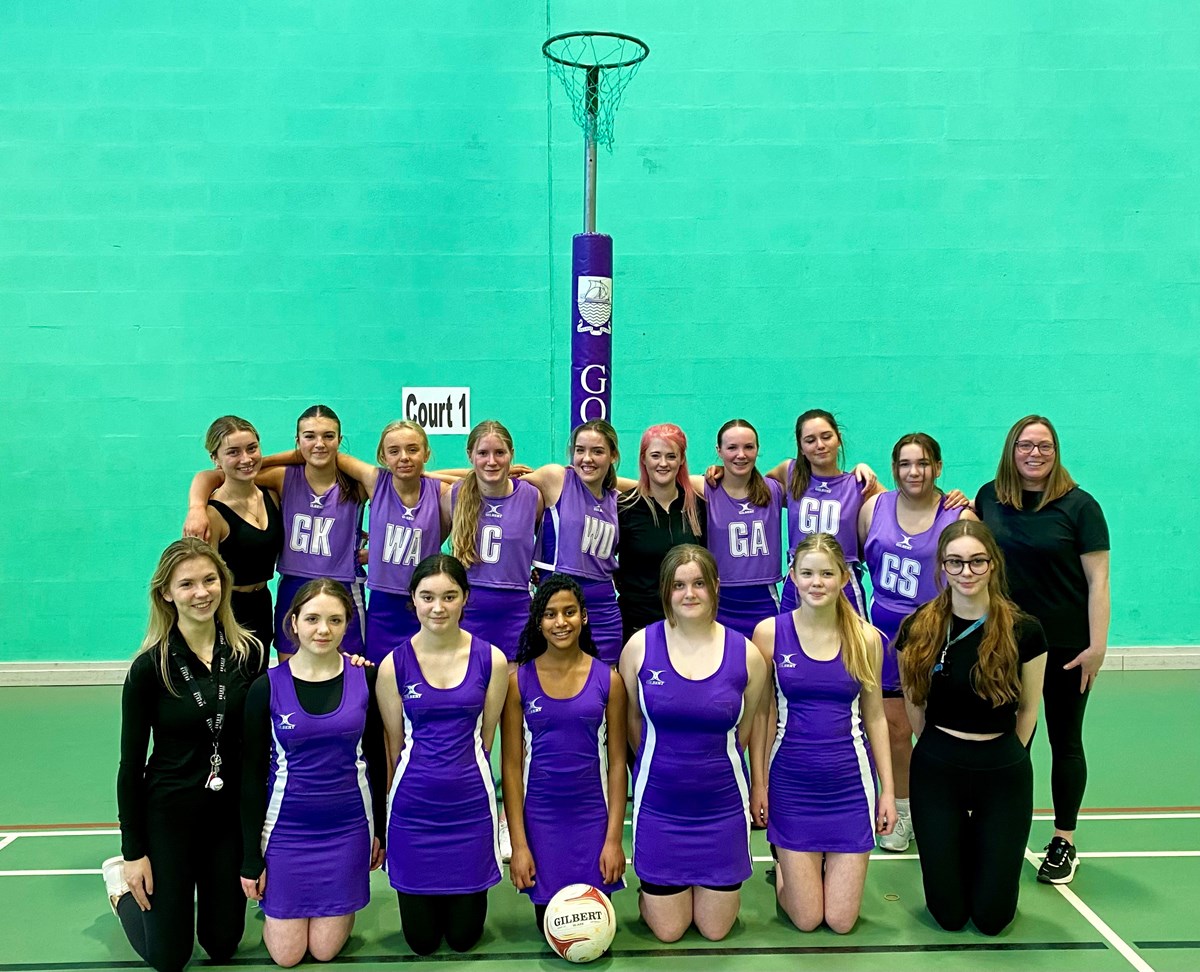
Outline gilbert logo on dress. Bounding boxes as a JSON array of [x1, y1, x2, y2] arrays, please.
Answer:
[[278, 712, 297, 730], [403, 682, 423, 701], [401, 505, 417, 521], [737, 502, 755, 515], [816, 481, 832, 493], [778, 654, 797, 669], [308, 493, 325, 509], [526, 696, 543, 714], [646, 669, 666, 686], [485, 503, 503, 518], [897, 534, 914, 550]]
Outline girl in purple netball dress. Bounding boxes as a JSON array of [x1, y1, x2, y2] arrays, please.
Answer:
[[185, 405, 369, 661], [703, 420, 786, 639], [500, 574, 627, 935], [448, 420, 542, 664], [859, 433, 975, 852], [377, 555, 509, 956], [619, 545, 769, 943], [240, 580, 386, 967], [749, 534, 895, 933], [323, 421, 452, 664], [524, 420, 624, 666]]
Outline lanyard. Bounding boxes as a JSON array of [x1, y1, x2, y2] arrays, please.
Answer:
[[933, 615, 986, 674], [170, 631, 230, 790]]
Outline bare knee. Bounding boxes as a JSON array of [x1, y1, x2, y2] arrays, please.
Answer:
[[825, 910, 860, 935], [694, 913, 736, 941], [266, 944, 306, 968]]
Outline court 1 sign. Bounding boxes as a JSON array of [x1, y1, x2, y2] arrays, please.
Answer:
[[402, 387, 471, 435]]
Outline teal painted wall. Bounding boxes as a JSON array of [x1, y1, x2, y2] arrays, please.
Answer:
[[1, 1, 1196, 660]]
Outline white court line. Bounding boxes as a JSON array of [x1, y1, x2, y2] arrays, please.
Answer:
[[1078, 851, 1200, 859], [0, 836, 17, 852], [0, 829, 120, 839], [1023, 849, 1155, 972], [0, 869, 102, 877], [1033, 813, 1200, 822]]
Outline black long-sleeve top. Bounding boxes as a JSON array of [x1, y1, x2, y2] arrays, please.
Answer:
[[615, 489, 708, 629], [117, 627, 258, 860], [239, 666, 387, 879]]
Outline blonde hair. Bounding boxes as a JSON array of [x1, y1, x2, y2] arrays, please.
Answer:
[[994, 414, 1077, 510], [790, 533, 878, 691], [204, 415, 259, 457], [659, 544, 720, 625], [376, 419, 430, 465], [451, 420, 514, 568], [137, 538, 260, 695], [898, 520, 1025, 708]]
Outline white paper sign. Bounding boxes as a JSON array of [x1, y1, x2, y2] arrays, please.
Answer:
[[402, 387, 471, 435]]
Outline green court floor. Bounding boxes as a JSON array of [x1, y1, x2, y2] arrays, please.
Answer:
[[1, 670, 1197, 972]]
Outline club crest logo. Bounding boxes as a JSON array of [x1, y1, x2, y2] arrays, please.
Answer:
[[576, 276, 612, 335]]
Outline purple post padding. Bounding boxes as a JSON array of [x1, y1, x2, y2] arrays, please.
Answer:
[[571, 233, 613, 426]]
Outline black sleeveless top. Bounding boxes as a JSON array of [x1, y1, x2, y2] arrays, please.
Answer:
[[209, 487, 283, 585]]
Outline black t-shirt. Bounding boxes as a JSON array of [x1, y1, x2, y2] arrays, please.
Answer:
[[615, 490, 707, 626], [239, 666, 387, 878], [117, 627, 260, 860], [896, 613, 1047, 735], [975, 482, 1109, 650]]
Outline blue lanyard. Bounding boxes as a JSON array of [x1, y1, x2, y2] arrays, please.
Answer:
[[933, 615, 987, 674]]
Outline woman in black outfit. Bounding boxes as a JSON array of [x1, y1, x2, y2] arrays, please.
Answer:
[[103, 537, 263, 972], [897, 520, 1046, 935], [975, 415, 1110, 885], [615, 423, 706, 642]]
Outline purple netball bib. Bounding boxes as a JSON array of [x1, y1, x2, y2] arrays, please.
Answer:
[[704, 478, 784, 586], [864, 491, 961, 615], [540, 467, 618, 581], [785, 463, 864, 563], [451, 478, 539, 591], [276, 465, 362, 582], [367, 472, 443, 595]]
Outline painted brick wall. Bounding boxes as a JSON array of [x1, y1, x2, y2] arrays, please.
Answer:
[[1, 0, 1196, 659]]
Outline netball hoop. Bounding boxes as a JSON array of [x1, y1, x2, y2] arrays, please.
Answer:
[[543, 30, 649, 426]]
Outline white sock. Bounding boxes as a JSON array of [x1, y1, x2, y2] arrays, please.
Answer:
[[895, 798, 911, 819]]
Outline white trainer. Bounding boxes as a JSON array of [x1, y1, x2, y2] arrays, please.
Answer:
[[101, 856, 129, 914], [879, 814, 913, 853]]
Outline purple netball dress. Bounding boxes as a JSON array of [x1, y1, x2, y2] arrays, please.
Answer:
[[260, 662, 374, 918], [767, 614, 877, 853], [632, 622, 751, 887], [704, 479, 784, 639], [782, 465, 868, 615], [534, 468, 622, 665], [864, 491, 963, 691], [386, 636, 501, 895], [454, 479, 538, 661], [275, 465, 366, 654], [517, 658, 624, 904], [365, 472, 444, 664]]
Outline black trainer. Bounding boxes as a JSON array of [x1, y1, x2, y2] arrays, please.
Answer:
[[1037, 836, 1078, 884]]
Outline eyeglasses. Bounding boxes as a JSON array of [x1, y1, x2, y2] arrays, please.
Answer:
[[943, 557, 992, 575], [1015, 440, 1055, 456]]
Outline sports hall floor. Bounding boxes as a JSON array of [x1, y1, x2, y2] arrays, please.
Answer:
[[1, 671, 1197, 972]]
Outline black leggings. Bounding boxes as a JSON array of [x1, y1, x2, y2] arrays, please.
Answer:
[[230, 587, 273, 670], [1043, 646, 1091, 832], [910, 729, 1032, 936], [115, 803, 245, 972], [396, 891, 488, 955]]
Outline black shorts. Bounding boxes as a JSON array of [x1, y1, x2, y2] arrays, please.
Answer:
[[882, 687, 905, 699], [639, 879, 742, 896]]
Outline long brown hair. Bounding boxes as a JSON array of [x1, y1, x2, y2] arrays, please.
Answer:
[[659, 544, 720, 625], [284, 577, 355, 651], [716, 418, 772, 508], [619, 423, 703, 537], [788, 409, 845, 500], [890, 432, 943, 494], [450, 420, 514, 569], [994, 414, 1077, 511], [570, 420, 620, 491], [898, 520, 1025, 708], [295, 404, 367, 505], [137, 538, 260, 695], [790, 534, 877, 690]]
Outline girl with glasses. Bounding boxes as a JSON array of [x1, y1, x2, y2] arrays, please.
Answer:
[[896, 520, 1047, 935], [974, 416, 1110, 885]]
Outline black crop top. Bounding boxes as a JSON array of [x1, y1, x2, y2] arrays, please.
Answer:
[[209, 487, 283, 585], [896, 613, 1047, 735]]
